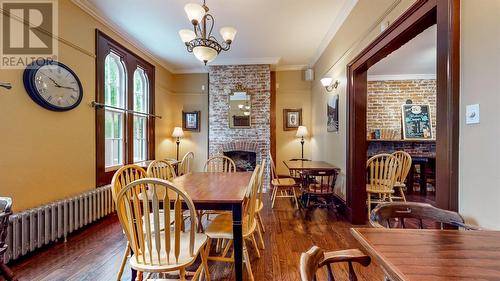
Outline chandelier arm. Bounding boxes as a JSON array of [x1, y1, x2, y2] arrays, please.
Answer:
[[205, 14, 215, 38], [220, 41, 231, 51]]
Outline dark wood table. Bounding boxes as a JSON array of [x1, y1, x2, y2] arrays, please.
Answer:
[[351, 228, 500, 281], [283, 160, 340, 171], [130, 172, 251, 281]]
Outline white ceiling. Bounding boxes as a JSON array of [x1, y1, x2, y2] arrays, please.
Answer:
[[368, 24, 436, 78], [76, 0, 357, 73]]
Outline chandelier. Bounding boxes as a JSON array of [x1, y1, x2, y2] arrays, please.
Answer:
[[178, 0, 237, 65]]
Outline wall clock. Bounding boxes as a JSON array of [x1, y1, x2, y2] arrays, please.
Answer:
[[23, 60, 83, 111]]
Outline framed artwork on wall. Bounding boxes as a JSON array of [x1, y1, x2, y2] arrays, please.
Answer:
[[401, 104, 433, 140], [283, 108, 302, 131], [327, 95, 339, 132], [182, 111, 201, 132]]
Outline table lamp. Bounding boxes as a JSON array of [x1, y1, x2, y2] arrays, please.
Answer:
[[172, 127, 184, 160], [296, 126, 308, 159]]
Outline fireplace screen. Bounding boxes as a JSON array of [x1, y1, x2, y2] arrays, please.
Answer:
[[223, 151, 257, 172]]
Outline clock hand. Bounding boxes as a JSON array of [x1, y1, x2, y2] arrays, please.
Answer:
[[41, 73, 62, 87], [58, 85, 78, 93]]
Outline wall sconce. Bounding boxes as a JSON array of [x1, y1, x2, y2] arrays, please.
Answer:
[[320, 77, 340, 92]]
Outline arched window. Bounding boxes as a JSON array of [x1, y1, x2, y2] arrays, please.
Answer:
[[133, 67, 149, 162], [104, 52, 126, 168]]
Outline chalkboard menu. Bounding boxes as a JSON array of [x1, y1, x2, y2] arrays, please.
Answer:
[[401, 104, 433, 139]]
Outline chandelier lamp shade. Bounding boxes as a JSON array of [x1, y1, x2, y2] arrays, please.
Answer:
[[179, 0, 237, 65]]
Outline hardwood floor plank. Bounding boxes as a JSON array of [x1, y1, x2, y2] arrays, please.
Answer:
[[8, 195, 383, 281]]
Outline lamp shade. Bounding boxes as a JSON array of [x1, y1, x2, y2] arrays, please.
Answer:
[[184, 3, 206, 24], [178, 29, 196, 43], [320, 77, 333, 87], [220, 26, 237, 42], [172, 127, 184, 138], [296, 126, 308, 138], [193, 46, 218, 64]]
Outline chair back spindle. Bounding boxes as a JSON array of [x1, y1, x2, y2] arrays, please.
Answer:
[[111, 165, 147, 202], [180, 152, 195, 175], [391, 151, 412, 185], [366, 154, 399, 194], [115, 178, 198, 267], [147, 160, 177, 180], [244, 165, 261, 229], [302, 169, 338, 195], [204, 156, 236, 173]]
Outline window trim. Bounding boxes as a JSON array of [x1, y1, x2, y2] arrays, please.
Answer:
[[96, 30, 155, 186]]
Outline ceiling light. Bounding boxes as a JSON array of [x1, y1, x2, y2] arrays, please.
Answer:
[[180, 0, 237, 65]]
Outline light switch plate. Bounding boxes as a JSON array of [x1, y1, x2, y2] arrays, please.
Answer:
[[466, 104, 480, 124]]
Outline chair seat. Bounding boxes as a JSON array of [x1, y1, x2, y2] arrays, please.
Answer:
[[255, 199, 264, 213], [205, 214, 256, 240], [366, 185, 395, 194], [129, 231, 207, 272], [272, 178, 296, 187]]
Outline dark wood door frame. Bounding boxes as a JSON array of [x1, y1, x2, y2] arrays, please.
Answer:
[[346, 0, 460, 224]]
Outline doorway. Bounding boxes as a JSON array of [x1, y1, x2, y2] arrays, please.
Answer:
[[345, 0, 460, 224]]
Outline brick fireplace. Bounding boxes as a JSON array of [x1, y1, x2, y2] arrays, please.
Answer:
[[208, 65, 271, 188]]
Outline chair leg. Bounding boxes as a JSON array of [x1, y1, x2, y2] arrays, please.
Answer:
[[291, 186, 299, 209], [243, 243, 254, 281], [116, 242, 130, 281], [255, 221, 265, 250], [367, 195, 371, 219], [399, 186, 407, 202], [271, 186, 278, 208], [179, 268, 187, 281], [200, 243, 211, 281], [257, 212, 265, 233], [250, 234, 261, 258], [0, 261, 17, 281]]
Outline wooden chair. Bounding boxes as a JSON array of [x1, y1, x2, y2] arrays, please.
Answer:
[[391, 151, 412, 202], [300, 246, 370, 281], [204, 166, 261, 281], [288, 158, 310, 181], [300, 169, 338, 208], [204, 155, 236, 173], [147, 159, 177, 180], [370, 202, 480, 230], [254, 159, 266, 250], [179, 152, 195, 175], [366, 154, 399, 219], [111, 165, 147, 281], [115, 178, 210, 281], [0, 198, 17, 281], [270, 156, 299, 209]]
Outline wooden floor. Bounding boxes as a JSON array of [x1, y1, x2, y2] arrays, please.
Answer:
[[8, 196, 383, 281]]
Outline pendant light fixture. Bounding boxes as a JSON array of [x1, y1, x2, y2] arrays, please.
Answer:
[[179, 0, 237, 65]]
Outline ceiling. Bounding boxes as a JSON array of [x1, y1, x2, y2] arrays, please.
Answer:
[[76, 0, 357, 73], [368, 24, 436, 78]]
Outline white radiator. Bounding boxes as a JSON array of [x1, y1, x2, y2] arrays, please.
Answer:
[[3, 185, 114, 263]]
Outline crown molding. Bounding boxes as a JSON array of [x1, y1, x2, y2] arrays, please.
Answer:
[[209, 57, 281, 66], [71, 0, 175, 73], [367, 74, 436, 81], [275, 65, 308, 71], [309, 0, 358, 67]]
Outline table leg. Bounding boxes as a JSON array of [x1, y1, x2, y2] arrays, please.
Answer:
[[131, 269, 137, 281], [232, 203, 243, 281], [420, 162, 427, 196]]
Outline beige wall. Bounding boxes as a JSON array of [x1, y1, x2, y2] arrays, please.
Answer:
[[459, 0, 500, 229], [0, 0, 174, 212], [275, 71, 312, 174], [156, 74, 209, 173], [311, 0, 417, 200]]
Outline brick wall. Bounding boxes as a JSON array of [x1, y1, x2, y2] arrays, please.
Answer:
[[367, 79, 436, 138], [208, 65, 271, 188]]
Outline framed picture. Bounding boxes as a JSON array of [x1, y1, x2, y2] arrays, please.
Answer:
[[283, 108, 302, 131], [327, 95, 339, 132], [182, 111, 200, 132]]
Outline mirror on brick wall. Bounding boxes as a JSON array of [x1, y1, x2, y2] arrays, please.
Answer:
[[229, 90, 251, 128]]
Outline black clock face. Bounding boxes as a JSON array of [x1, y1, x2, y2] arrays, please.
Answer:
[[23, 60, 83, 111]]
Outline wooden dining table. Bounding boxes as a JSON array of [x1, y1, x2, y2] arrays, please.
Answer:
[[351, 228, 500, 281], [283, 160, 340, 172], [130, 172, 252, 281]]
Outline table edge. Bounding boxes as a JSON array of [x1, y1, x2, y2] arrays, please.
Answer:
[[350, 228, 407, 281]]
